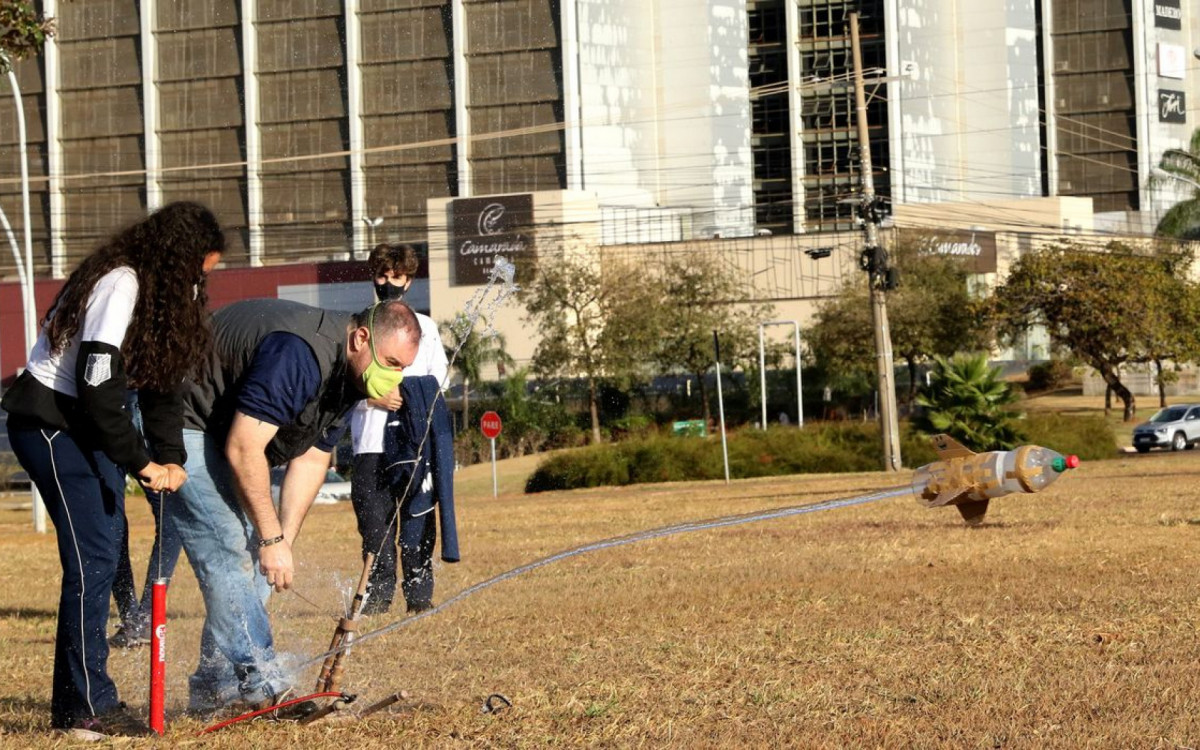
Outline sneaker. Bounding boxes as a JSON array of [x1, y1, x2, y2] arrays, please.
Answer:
[[109, 626, 150, 649], [252, 687, 319, 722], [63, 703, 153, 740], [406, 600, 433, 614]]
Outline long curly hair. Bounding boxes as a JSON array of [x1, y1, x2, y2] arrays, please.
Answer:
[[43, 201, 226, 390]]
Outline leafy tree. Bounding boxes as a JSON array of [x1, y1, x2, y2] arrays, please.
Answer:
[[807, 282, 874, 399], [913, 353, 1024, 451], [808, 232, 990, 404], [990, 241, 1196, 422], [519, 252, 662, 444], [1127, 245, 1200, 407], [1151, 129, 1200, 240], [652, 252, 774, 426], [440, 312, 515, 428], [0, 2, 54, 71]]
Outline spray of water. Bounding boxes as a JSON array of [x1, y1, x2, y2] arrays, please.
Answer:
[[298, 485, 912, 670], [282, 256, 903, 690]]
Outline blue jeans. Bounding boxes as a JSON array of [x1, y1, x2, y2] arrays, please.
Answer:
[[112, 489, 184, 636], [169, 429, 285, 709], [112, 393, 185, 636]]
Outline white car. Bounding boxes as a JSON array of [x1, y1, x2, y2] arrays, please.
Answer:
[[269, 467, 352, 505], [1131, 404, 1200, 453]]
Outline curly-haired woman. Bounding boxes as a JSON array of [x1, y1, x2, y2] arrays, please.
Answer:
[[1, 201, 225, 739]]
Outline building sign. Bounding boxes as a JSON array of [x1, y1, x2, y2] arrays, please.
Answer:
[[1157, 43, 1187, 79], [1159, 89, 1187, 123], [919, 229, 998, 274], [450, 194, 534, 286], [1154, 0, 1182, 30]]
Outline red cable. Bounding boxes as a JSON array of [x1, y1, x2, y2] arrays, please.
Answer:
[[198, 691, 346, 735]]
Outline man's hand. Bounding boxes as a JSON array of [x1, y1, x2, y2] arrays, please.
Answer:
[[258, 539, 294, 592], [367, 386, 403, 412], [163, 464, 188, 492]]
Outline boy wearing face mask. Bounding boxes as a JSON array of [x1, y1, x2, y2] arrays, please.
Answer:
[[349, 244, 450, 615]]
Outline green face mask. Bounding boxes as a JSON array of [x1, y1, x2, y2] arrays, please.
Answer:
[[361, 304, 405, 399]]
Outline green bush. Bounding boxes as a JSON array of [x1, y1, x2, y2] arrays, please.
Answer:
[[524, 413, 1116, 493], [913, 353, 1023, 451], [1022, 412, 1115, 461], [1026, 360, 1075, 392]]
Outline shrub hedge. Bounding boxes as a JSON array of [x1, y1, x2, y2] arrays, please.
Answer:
[[524, 414, 1115, 493]]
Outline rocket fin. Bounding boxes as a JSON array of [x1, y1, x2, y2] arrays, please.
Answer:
[[931, 434, 975, 460], [956, 499, 989, 526], [931, 489, 968, 508]]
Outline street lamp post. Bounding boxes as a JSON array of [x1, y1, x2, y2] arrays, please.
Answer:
[[3, 53, 46, 532]]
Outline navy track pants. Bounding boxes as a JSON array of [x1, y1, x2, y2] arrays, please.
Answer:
[[8, 425, 125, 728]]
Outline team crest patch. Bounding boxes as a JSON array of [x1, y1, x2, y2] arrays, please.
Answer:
[[84, 353, 112, 386]]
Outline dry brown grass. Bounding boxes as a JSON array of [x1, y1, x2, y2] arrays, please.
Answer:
[[2, 450, 1200, 748]]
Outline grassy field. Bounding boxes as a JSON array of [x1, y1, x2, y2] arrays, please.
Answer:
[[2, 415, 1200, 746]]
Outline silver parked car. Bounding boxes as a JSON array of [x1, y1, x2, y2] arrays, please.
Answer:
[[269, 467, 353, 504], [1131, 404, 1200, 453]]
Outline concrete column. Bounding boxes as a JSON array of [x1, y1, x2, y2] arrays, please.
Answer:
[[43, 0, 64, 278], [1041, 0, 1059, 197], [241, 0, 264, 266], [345, 0, 368, 258], [140, 0, 162, 211], [561, 0, 584, 191], [784, 0, 805, 232], [882, 0, 904, 207], [452, 0, 472, 196]]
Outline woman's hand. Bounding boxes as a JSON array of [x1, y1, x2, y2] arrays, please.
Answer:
[[138, 461, 170, 492]]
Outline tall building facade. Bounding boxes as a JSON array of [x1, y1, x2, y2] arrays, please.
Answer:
[[0, 0, 756, 281], [0, 0, 1195, 284], [1044, 0, 1198, 225]]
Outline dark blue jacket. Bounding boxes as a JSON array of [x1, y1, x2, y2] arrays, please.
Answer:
[[382, 375, 459, 562]]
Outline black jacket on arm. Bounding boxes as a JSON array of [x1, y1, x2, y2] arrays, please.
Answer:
[[382, 375, 459, 562], [1, 341, 163, 473]]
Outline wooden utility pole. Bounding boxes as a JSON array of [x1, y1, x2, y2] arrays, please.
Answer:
[[849, 11, 902, 472]]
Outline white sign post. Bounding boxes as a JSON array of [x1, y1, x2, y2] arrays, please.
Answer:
[[481, 410, 502, 497]]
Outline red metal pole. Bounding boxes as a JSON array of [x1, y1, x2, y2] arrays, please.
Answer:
[[149, 578, 167, 735]]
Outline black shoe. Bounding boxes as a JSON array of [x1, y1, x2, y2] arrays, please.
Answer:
[[63, 703, 153, 740], [109, 626, 150, 649]]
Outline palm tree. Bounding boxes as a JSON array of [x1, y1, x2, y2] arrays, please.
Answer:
[[913, 353, 1024, 451], [440, 312, 515, 429], [1153, 128, 1200, 240]]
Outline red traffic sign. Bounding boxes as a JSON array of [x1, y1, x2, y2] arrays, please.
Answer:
[[480, 411, 503, 439]]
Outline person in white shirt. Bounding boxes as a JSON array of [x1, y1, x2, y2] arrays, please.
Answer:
[[350, 243, 449, 614], [1, 202, 225, 739]]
